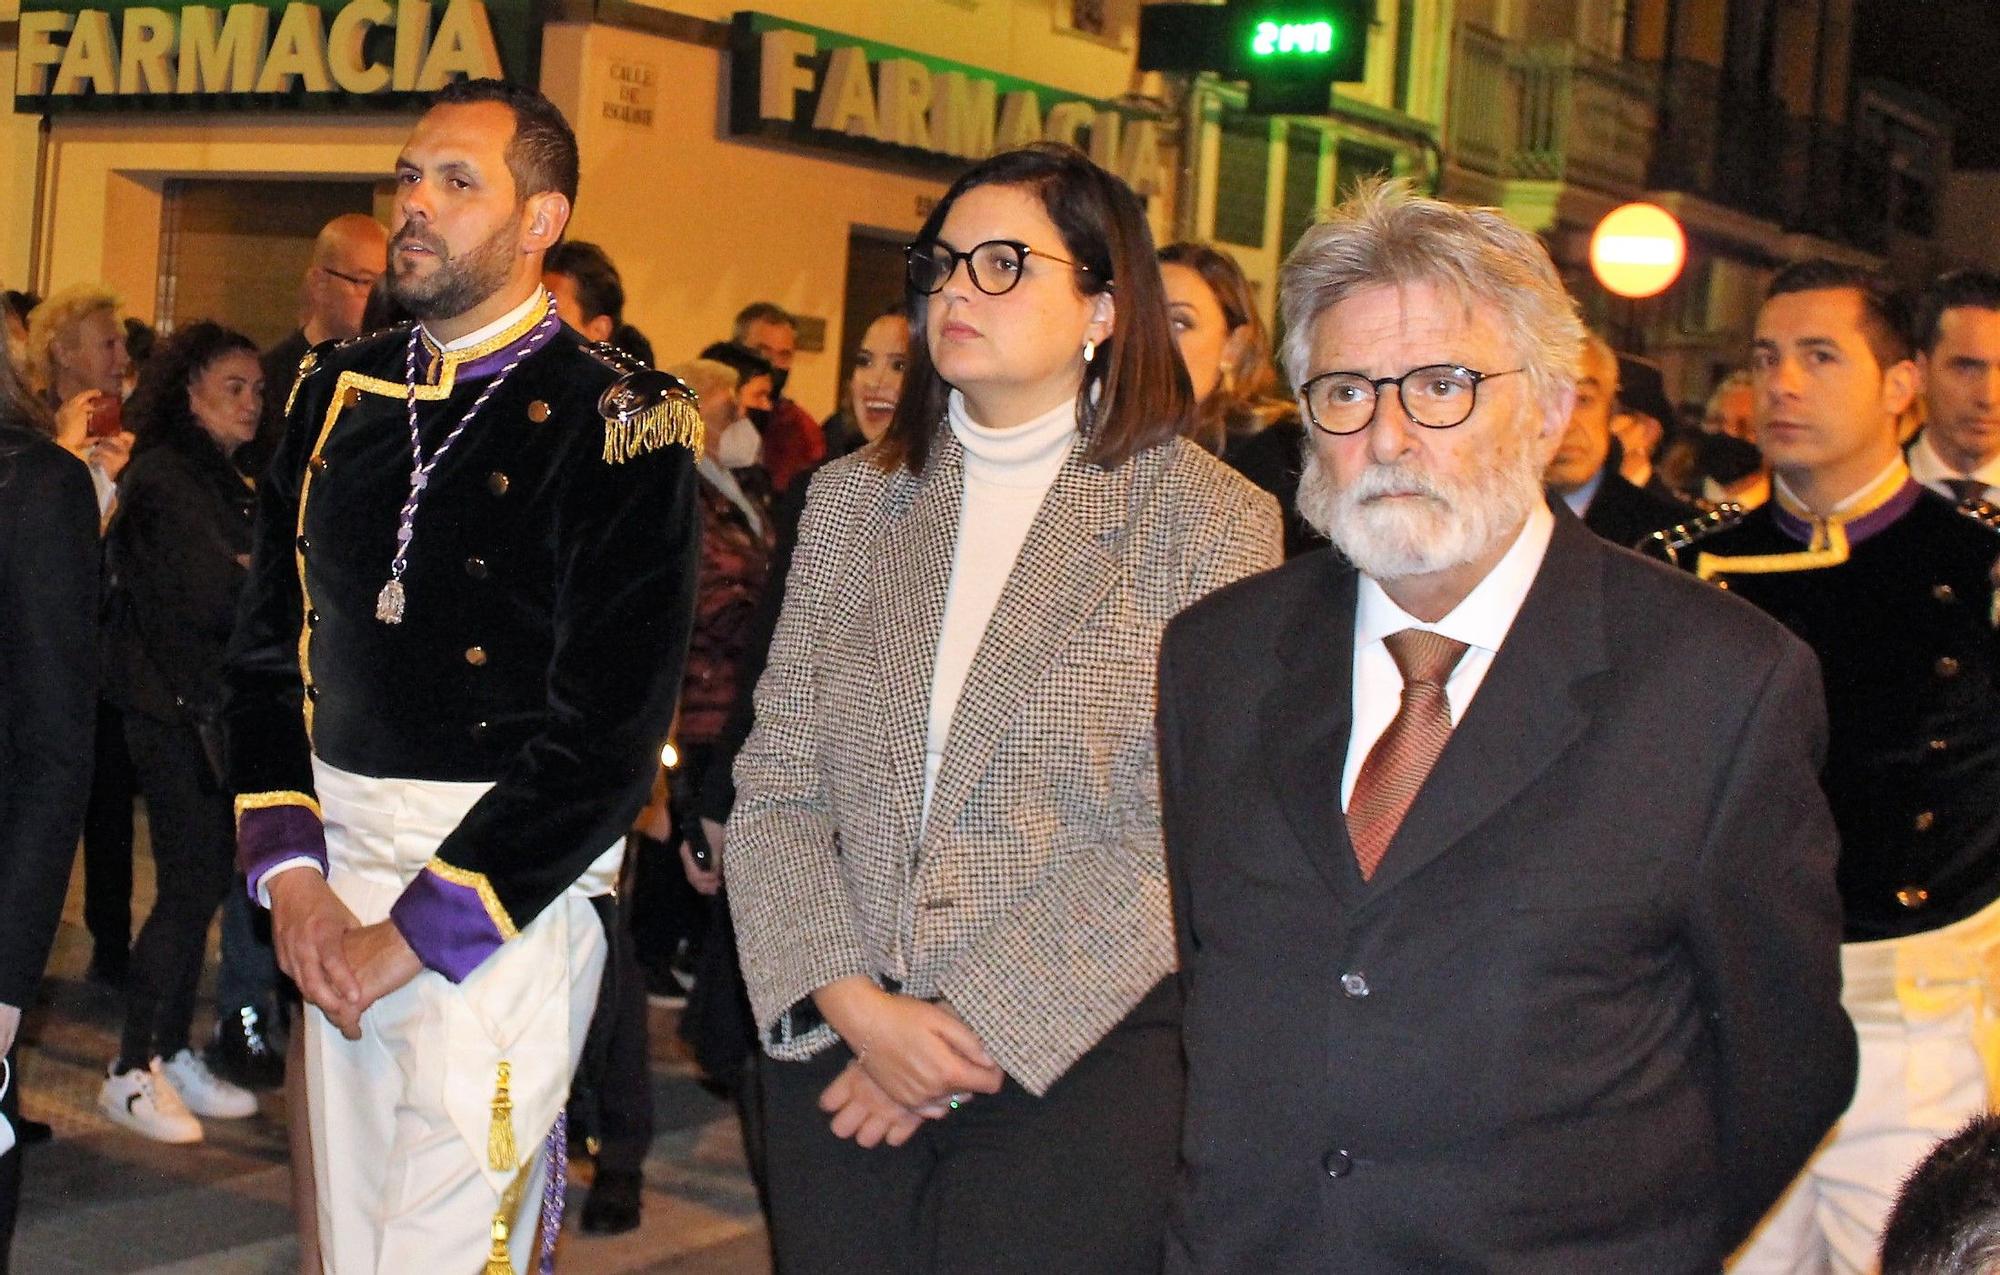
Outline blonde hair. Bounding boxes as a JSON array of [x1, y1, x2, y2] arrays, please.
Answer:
[[1279, 179, 1584, 415], [663, 358, 739, 408], [24, 284, 120, 393]]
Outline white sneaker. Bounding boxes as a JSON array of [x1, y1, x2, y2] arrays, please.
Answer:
[[98, 1060, 203, 1143], [160, 1048, 258, 1119]]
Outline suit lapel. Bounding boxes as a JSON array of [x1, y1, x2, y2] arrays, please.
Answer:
[[1359, 515, 1612, 901], [872, 439, 964, 860], [1254, 556, 1364, 902], [918, 444, 1124, 859]]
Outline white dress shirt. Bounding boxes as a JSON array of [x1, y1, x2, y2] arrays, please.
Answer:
[[1907, 431, 2000, 501], [922, 391, 1078, 821], [1341, 501, 1556, 808]]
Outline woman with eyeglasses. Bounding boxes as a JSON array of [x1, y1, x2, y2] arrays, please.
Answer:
[[727, 144, 1281, 1270], [1159, 241, 1323, 558]]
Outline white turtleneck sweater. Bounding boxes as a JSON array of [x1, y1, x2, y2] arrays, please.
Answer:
[[921, 391, 1079, 821]]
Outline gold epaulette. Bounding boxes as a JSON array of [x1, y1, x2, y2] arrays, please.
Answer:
[[598, 365, 703, 465], [1643, 502, 1748, 567]]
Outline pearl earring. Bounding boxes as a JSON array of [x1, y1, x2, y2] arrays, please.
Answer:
[[1082, 338, 1096, 364]]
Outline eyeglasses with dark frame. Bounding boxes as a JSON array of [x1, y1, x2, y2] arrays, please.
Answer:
[[1298, 364, 1525, 436], [905, 239, 1098, 297], [318, 265, 380, 290]]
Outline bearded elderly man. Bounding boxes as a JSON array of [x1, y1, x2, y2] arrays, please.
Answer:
[[1156, 181, 1856, 1273], [223, 79, 699, 1272]]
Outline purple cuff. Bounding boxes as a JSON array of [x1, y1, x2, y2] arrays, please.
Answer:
[[236, 800, 328, 901], [388, 864, 513, 983]]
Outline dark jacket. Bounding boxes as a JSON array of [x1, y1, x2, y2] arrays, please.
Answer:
[[1158, 510, 1855, 1273], [1574, 466, 1693, 550], [679, 471, 774, 745], [0, 426, 99, 1007], [1219, 409, 1325, 560], [102, 432, 256, 725]]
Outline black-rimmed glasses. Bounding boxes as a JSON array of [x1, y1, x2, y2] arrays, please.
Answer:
[[318, 265, 380, 290], [1299, 365, 1524, 435], [905, 239, 1097, 297]]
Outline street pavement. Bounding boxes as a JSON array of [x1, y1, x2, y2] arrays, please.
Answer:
[[11, 837, 770, 1274]]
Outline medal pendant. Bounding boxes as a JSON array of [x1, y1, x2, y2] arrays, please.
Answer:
[[375, 578, 407, 625]]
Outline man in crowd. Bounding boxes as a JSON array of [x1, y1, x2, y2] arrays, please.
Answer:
[[732, 300, 822, 491], [1158, 181, 1853, 1272], [545, 240, 624, 345], [1908, 270, 2000, 503], [253, 214, 388, 473], [1544, 331, 1689, 547], [224, 78, 700, 1270], [1653, 261, 2000, 1272]]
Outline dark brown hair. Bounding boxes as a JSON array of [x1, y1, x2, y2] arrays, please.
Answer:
[[877, 143, 1191, 473], [1767, 258, 1912, 368], [1159, 240, 1292, 453], [431, 78, 579, 206]]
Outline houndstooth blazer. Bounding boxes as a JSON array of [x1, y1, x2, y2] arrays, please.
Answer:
[[726, 427, 1282, 1095]]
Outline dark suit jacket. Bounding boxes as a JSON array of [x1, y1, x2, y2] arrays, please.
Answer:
[[1158, 511, 1856, 1273], [1574, 467, 1692, 550], [0, 425, 99, 1008]]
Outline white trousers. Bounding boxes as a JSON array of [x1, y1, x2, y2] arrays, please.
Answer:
[[1729, 896, 2000, 1275], [305, 760, 616, 1275]]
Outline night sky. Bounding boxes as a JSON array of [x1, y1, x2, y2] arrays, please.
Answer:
[[1854, 0, 2000, 170]]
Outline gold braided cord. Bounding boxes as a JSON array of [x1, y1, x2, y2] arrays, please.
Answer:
[[422, 858, 521, 940], [602, 397, 705, 465], [233, 791, 322, 820], [1696, 519, 1852, 580]]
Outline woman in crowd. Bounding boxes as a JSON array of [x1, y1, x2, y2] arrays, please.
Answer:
[[1158, 240, 1321, 558], [727, 143, 1281, 1271], [95, 322, 265, 1143], [819, 309, 911, 460]]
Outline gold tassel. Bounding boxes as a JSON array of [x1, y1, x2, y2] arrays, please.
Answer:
[[483, 1212, 514, 1275], [488, 1061, 518, 1173], [602, 398, 704, 465]]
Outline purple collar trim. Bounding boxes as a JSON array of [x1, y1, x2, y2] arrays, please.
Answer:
[[419, 298, 560, 384], [1772, 479, 1922, 548]]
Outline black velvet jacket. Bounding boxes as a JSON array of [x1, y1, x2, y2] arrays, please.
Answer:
[[222, 306, 700, 978], [1657, 485, 2000, 941]]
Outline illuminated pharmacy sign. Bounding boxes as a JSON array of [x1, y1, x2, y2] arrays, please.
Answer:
[[12, 0, 537, 112], [729, 11, 1166, 196]]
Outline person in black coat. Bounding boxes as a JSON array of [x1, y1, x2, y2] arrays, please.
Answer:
[[0, 340, 97, 1274], [96, 323, 267, 1143], [1547, 333, 1691, 548]]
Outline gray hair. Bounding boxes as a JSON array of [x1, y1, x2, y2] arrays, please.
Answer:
[[1278, 178, 1585, 416], [664, 357, 739, 407]]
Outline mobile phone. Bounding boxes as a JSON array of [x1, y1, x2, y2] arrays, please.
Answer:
[[87, 396, 122, 438]]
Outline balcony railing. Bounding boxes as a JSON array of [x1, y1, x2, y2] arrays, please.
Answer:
[[1447, 25, 1656, 195]]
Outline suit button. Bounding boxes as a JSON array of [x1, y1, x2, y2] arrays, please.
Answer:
[[465, 556, 489, 579], [308, 455, 328, 475], [296, 534, 311, 552], [1340, 972, 1370, 999], [527, 400, 550, 423], [1937, 656, 1962, 679], [1713, 580, 1730, 591], [470, 720, 489, 742], [340, 386, 361, 408], [1935, 584, 1957, 603], [1914, 810, 1936, 833], [304, 684, 319, 701], [1897, 886, 1931, 910], [1322, 1150, 1353, 1179], [306, 609, 319, 627], [464, 645, 487, 667], [487, 471, 510, 497]]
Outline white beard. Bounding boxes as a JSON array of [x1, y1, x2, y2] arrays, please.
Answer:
[[1297, 429, 1546, 581]]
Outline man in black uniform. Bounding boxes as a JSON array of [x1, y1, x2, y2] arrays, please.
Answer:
[[223, 79, 700, 1272], [1650, 260, 2000, 1273]]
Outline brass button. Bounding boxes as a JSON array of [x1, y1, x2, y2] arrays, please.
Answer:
[[1934, 583, 1957, 603], [304, 683, 319, 701], [527, 400, 550, 423], [1897, 886, 1931, 910], [486, 471, 510, 497], [1914, 810, 1936, 832], [308, 455, 328, 475], [1930, 737, 1950, 752], [295, 534, 311, 552], [306, 609, 319, 627], [340, 386, 361, 408], [1714, 580, 1730, 591], [464, 556, 489, 579], [464, 645, 488, 667], [1937, 656, 1962, 679]]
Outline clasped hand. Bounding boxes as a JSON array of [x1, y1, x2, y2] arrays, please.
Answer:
[[811, 979, 1005, 1148], [267, 872, 424, 1040]]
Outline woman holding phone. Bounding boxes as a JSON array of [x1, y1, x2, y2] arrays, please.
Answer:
[[727, 144, 1281, 1272]]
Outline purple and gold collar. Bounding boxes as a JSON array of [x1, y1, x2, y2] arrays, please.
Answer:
[[1772, 468, 1920, 550], [413, 294, 557, 385]]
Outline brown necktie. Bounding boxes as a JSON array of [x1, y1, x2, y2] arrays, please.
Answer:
[[1348, 629, 1470, 880]]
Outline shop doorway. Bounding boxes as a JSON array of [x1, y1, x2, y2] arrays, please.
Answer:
[[836, 229, 910, 415], [157, 178, 390, 347]]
